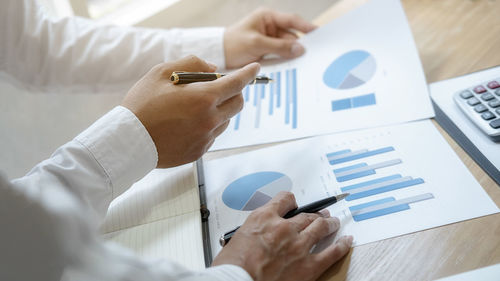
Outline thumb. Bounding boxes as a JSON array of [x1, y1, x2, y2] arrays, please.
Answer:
[[160, 55, 217, 78], [258, 35, 305, 59]]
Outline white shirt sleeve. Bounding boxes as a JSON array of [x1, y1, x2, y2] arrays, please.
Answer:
[[0, 106, 252, 281], [0, 0, 226, 93]]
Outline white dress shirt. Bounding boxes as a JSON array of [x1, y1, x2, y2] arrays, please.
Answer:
[[0, 0, 252, 280]]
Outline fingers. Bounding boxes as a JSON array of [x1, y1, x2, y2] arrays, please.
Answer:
[[268, 10, 317, 33], [212, 120, 230, 138], [159, 55, 217, 78], [257, 35, 305, 59], [289, 213, 322, 232], [217, 93, 244, 121], [265, 191, 298, 217], [301, 217, 340, 249], [206, 62, 260, 102], [313, 235, 353, 272]]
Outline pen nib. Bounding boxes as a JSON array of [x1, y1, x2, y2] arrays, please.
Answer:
[[336, 193, 350, 201]]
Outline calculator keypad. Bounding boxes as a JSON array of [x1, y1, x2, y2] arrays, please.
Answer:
[[454, 78, 500, 141]]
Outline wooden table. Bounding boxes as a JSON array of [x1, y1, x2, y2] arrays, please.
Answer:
[[312, 1, 500, 280]]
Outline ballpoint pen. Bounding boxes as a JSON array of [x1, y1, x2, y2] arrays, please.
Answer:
[[219, 193, 350, 246], [170, 71, 274, 85]]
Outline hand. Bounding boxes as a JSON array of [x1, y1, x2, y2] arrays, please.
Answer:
[[212, 192, 353, 281], [121, 55, 260, 168], [224, 8, 317, 69]]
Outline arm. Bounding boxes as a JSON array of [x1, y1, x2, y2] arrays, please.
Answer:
[[1, 0, 225, 92]]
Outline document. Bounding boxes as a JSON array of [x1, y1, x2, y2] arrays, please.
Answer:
[[211, 0, 434, 150], [204, 120, 499, 255]]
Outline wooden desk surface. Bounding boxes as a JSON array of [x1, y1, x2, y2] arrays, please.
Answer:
[[312, 1, 500, 280]]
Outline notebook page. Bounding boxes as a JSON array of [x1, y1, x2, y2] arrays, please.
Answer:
[[103, 211, 205, 270], [101, 163, 200, 233]]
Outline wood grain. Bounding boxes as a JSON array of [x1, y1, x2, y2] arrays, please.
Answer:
[[313, 1, 500, 280]]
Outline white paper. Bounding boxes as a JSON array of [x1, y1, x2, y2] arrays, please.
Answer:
[[211, 0, 434, 150], [101, 164, 200, 233], [204, 120, 499, 256], [103, 211, 205, 270], [430, 66, 500, 169]]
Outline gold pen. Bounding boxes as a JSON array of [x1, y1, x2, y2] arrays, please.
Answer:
[[170, 71, 274, 85]]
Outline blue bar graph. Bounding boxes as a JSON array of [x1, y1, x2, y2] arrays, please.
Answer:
[[341, 174, 402, 192], [233, 68, 298, 131], [331, 93, 376, 112], [349, 193, 434, 222], [346, 178, 424, 201], [337, 170, 376, 182], [329, 146, 395, 165]]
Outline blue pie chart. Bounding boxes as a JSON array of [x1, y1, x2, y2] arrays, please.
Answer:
[[323, 50, 376, 90], [222, 171, 293, 211]]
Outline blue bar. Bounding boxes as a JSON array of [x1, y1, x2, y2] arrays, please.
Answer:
[[244, 86, 250, 102], [326, 149, 351, 158], [346, 178, 425, 201], [234, 112, 241, 130], [276, 72, 281, 108], [269, 73, 275, 115], [285, 70, 290, 124], [260, 83, 265, 98], [330, 146, 395, 165], [255, 87, 262, 128], [333, 163, 367, 174], [341, 174, 402, 192], [292, 68, 297, 129], [336, 170, 375, 182], [331, 98, 351, 111], [352, 93, 376, 108], [353, 204, 410, 221], [349, 197, 395, 211], [253, 85, 258, 106]]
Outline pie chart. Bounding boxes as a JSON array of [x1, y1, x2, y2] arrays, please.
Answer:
[[323, 50, 376, 90], [222, 171, 292, 211]]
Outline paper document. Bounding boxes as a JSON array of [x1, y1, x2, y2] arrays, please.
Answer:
[[211, 0, 434, 150], [204, 120, 499, 256]]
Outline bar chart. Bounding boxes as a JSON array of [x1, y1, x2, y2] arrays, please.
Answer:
[[233, 68, 298, 131], [326, 146, 433, 221]]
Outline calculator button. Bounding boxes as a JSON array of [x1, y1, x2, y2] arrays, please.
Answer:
[[474, 104, 488, 113], [481, 111, 495, 120], [481, 93, 495, 101], [474, 85, 487, 93], [467, 97, 480, 106], [487, 81, 500, 89], [459, 90, 473, 99], [495, 89, 500, 96], [490, 119, 500, 129], [489, 99, 500, 108]]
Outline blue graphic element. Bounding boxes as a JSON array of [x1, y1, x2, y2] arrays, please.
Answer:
[[326, 149, 351, 158], [336, 170, 376, 182], [329, 146, 394, 165], [333, 163, 367, 174], [353, 204, 410, 221], [292, 68, 298, 129], [222, 172, 292, 210], [346, 178, 425, 201], [349, 197, 395, 211], [331, 93, 376, 112], [323, 50, 376, 89], [341, 174, 402, 192]]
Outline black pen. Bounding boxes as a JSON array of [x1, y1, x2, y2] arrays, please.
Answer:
[[170, 71, 274, 85], [219, 193, 350, 247]]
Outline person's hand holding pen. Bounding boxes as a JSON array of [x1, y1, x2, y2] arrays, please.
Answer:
[[213, 192, 353, 281], [224, 8, 317, 69], [121, 55, 260, 168]]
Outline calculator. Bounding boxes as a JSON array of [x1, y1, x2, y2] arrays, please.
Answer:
[[453, 78, 500, 141]]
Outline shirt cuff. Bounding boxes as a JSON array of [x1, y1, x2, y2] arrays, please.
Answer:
[[163, 27, 226, 69], [203, 265, 253, 281], [75, 106, 158, 199]]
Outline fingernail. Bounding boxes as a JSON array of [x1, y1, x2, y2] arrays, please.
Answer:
[[290, 42, 305, 56], [318, 209, 330, 217], [328, 217, 340, 232], [345, 235, 353, 245], [206, 61, 217, 70]]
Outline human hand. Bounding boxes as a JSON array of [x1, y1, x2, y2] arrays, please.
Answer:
[[121, 55, 260, 168], [212, 192, 353, 281], [224, 8, 317, 69]]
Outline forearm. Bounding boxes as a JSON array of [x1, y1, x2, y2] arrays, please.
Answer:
[[1, 0, 225, 92]]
